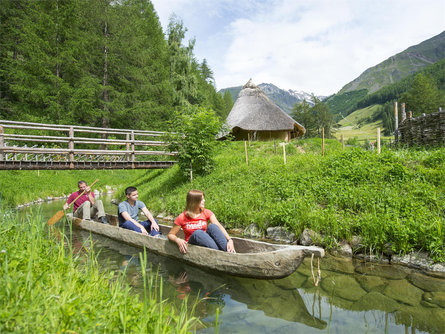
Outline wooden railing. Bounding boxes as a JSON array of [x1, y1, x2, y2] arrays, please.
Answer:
[[0, 120, 177, 170]]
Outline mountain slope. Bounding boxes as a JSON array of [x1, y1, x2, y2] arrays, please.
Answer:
[[339, 30, 445, 94]]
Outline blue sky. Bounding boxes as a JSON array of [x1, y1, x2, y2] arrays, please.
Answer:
[[151, 0, 445, 96]]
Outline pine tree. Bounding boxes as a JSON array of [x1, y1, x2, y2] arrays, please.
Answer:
[[401, 73, 444, 116]]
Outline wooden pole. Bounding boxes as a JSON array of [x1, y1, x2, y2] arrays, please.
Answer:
[[125, 133, 130, 162], [282, 142, 286, 164], [322, 128, 325, 156], [377, 127, 381, 154], [69, 127, 74, 169], [341, 134, 344, 150], [0, 125, 4, 161], [131, 130, 135, 169], [190, 162, 193, 183], [244, 141, 248, 165], [394, 102, 398, 143]]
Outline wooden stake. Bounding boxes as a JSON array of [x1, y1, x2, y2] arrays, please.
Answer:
[[69, 127, 74, 169], [0, 125, 4, 161], [322, 128, 325, 156], [394, 101, 398, 143], [283, 143, 286, 164], [244, 141, 248, 165], [377, 128, 381, 154], [190, 162, 193, 183]]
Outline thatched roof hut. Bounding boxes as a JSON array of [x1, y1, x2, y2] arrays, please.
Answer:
[[223, 79, 305, 141]]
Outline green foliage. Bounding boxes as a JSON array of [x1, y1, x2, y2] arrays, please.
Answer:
[[167, 106, 223, 177], [0, 1, 224, 131], [292, 96, 334, 138], [325, 89, 368, 120], [0, 208, 201, 332], [400, 73, 445, 116]]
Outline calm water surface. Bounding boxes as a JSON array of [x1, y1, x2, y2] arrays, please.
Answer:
[[25, 196, 445, 334]]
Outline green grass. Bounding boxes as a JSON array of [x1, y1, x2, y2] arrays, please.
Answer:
[[335, 105, 392, 141], [139, 140, 445, 262], [0, 208, 203, 332]]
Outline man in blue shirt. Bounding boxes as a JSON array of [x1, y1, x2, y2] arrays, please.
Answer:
[[118, 186, 160, 236]]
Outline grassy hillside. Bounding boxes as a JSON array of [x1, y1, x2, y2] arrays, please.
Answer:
[[2, 140, 444, 261], [334, 105, 391, 141]]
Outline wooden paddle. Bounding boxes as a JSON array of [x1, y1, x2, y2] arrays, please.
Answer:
[[47, 179, 99, 226]]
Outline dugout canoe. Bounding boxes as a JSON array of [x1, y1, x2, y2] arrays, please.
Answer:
[[68, 213, 324, 279]]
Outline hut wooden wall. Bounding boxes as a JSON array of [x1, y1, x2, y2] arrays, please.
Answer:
[[397, 110, 445, 147], [232, 128, 291, 141]]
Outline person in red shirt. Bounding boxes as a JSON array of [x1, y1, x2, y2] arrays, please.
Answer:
[[168, 189, 235, 254], [63, 180, 109, 224]]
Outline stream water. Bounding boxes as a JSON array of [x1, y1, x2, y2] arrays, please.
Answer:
[[23, 195, 445, 333]]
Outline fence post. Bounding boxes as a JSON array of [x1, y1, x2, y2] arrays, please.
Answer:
[[341, 134, 344, 150], [0, 125, 4, 161], [126, 133, 130, 163], [69, 127, 74, 169], [377, 127, 381, 154], [394, 102, 398, 144], [322, 128, 325, 156], [131, 130, 135, 169], [282, 142, 286, 164], [244, 141, 248, 165]]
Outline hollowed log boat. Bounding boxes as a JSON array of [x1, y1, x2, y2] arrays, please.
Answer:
[[68, 213, 324, 279]]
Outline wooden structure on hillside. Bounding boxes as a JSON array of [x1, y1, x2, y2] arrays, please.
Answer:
[[0, 120, 176, 170], [221, 79, 305, 141], [396, 110, 445, 147]]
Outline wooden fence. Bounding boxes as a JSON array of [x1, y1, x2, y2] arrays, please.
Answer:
[[0, 120, 177, 170], [396, 110, 445, 147]]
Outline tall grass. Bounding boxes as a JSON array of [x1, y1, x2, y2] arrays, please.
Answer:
[[139, 140, 445, 262], [0, 206, 202, 332]]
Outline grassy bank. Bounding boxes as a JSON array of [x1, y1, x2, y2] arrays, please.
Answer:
[[1, 139, 444, 262], [0, 169, 146, 207], [0, 208, 202, 332], [139, 139, 445, 262]]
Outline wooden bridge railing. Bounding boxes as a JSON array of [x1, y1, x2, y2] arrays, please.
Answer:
[[0, 120, 177, 170]]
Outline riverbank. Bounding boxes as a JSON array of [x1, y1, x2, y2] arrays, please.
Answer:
[[1, 139, 444, 264], [0, 207, 203, 332]]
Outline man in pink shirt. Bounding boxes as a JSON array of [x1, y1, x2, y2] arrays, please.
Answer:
[[63, 180, 109, 224]]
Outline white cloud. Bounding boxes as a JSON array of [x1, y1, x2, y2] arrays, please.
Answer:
[[151, 0, 445, 95]]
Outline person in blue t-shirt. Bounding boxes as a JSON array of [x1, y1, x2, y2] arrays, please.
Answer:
[[118, 186, 160, 236]]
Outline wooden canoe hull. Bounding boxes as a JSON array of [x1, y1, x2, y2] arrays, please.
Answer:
[[69, 215, 324, 279]]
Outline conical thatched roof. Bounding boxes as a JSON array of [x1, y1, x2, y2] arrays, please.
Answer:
[[225, 79, 305, 137]]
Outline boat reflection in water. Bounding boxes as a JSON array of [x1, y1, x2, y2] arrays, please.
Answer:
[[69, 228, 444, 334]]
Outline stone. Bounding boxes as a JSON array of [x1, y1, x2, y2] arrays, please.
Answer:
[[382, 279, 423, 306], [408, 271, 445, 292], [351, 291, 399, 312], [350, 235, 364, 251], [338, 241, 353, 257], [298, 228, 316, 246], [423, 291, 445, 308], [354, 262, 409, 280], [320, 274, 367, 301], [355, 274, 387, 293], [243, 223, 262, 238], [320, 255, 355, 274], [266, 226, 295, 243]]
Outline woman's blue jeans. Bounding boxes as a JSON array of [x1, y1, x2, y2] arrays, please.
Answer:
[[188, 224, 227, 251]]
